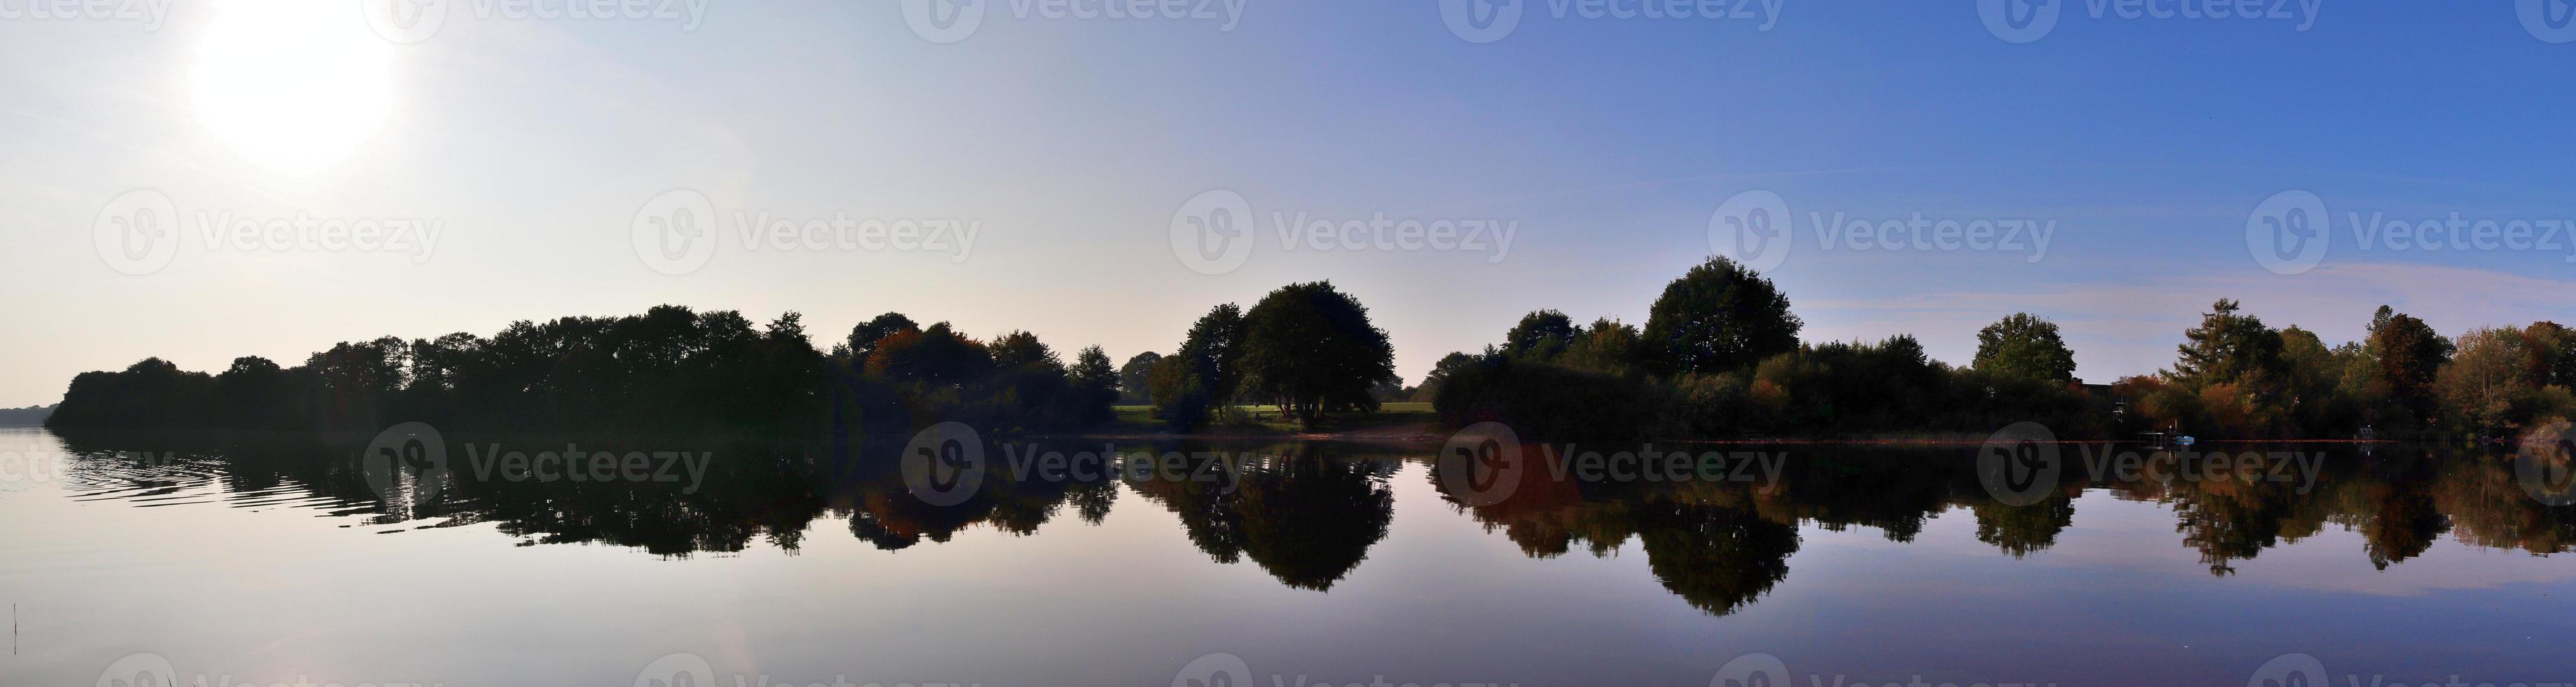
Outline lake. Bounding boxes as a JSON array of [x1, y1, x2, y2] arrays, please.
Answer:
[[3, 426, 2573, 686]]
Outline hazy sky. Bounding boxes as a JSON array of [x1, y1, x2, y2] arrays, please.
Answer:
[[5, 0, 2575, 407]]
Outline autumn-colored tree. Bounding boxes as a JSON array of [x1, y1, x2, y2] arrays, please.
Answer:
[[2366, 306, 2452, 426]]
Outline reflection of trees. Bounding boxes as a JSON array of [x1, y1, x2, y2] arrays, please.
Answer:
[[1430, 445, 1800, 615], [57, 430, 2576, 605], [830, 442, 1118, 550], [1972, 496, 2074, 559], [1133, 445, 1397, 590]]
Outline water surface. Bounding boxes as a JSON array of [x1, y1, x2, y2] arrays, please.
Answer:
[[2, 428, 2572, 686]]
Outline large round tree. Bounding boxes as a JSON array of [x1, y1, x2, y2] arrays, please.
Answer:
[[1240, 281, 1397, 430], [1642, 257, 1802, 375], [1974, 313, 2078, 383]]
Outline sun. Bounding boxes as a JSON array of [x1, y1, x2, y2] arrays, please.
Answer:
[[191, 0, 395, 175]]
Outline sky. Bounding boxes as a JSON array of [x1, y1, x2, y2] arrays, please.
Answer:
[[4, 0, 2575, 407]]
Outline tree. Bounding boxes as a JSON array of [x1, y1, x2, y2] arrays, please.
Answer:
[[1116, 352, 1162, 404], [2367, 306, 2452, 426], [844, 312, 919, 362], [868, 322, 993, 390], [1973, 313, 2076, 383], [1643, 257, 1802, 375], [1063, 346, 1121, 426], [1504, 310, 1580, 360], [2438, 327, 2534, 437], [2172, 299, 2286, 391], [2523, 321, 2576, 388], [1176, 304, 1249, 413], [1239, 282, 1398, 430], [1413, 351, 1479, 402], [1559, 317, 1647, 378]]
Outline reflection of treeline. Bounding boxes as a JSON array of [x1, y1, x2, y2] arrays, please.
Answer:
[[1423, 257, 2576, 440], [1432, 443, 2576, 613], [50, 430, 2576, 609]]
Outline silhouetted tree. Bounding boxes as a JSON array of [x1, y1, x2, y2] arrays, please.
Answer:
[[1643, 257, 1801, 375], [1240, 282, 1398, 430]]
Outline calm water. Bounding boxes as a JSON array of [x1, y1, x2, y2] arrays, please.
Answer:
[[3, 426, 2573, 686]]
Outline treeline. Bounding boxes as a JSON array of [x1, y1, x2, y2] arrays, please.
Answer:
[[1424, 257, 2111, 440], [2115, 301, 2576, 441], [0, 404, 51, 426], [43, 280, 1402, 437], [43, 305, 1128, 437], [1423, 257, 2576, 442]]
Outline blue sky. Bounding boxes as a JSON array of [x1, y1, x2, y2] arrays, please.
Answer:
[[4, 1, 2575, 406]]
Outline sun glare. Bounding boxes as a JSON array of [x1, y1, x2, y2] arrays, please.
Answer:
[[191, 0, 394, 175]]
